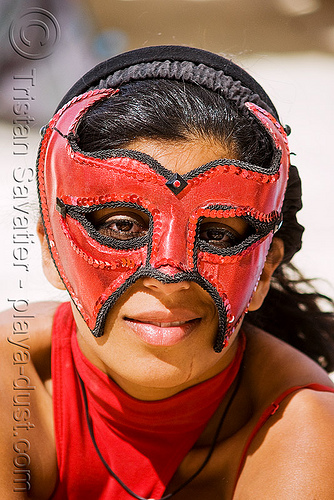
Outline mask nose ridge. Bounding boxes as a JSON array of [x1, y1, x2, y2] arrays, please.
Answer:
[[150, 210, 189, 275]]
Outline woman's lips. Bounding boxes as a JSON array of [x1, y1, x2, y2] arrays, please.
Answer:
[[124, 314, 201, 347]]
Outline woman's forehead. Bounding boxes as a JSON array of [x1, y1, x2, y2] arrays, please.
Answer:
[[125, 137, 239, 175]]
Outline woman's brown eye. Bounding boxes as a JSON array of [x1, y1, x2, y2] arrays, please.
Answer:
[[199, 223, 241, 248], [93, 214, 148, 240], [114, 219, 134, 232]]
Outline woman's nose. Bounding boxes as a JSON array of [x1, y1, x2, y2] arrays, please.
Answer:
[[142, 276, 191, 295]]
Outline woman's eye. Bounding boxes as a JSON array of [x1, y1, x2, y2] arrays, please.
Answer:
[[91, 213, 148, 240], [199, 223, 241, 248]]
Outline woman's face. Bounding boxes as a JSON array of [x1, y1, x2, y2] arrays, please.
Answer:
[[73, 137, 250, 400]]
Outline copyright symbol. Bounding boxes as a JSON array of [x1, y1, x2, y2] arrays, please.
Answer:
[[9, 7, 60, 60]]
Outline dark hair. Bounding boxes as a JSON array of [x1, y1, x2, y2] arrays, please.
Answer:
[[76, 79, 273, 168], [75, 79, 334, 372], [248, 265, 334, 371]]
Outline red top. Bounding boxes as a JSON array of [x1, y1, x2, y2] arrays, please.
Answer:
[[233, 381, 334, 494], [51, 302, 334, 499], [51, 302, 245, 499]]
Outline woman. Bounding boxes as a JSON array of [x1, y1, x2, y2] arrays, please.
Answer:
[[1, 45, 334, 499]]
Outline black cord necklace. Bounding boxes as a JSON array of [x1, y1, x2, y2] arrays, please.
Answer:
[[78, 369, 242, 500]]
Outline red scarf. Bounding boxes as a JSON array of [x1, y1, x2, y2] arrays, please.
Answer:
[[52, 302, 245, 499]]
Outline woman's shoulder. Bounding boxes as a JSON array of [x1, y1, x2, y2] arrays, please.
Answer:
[[0, 300, 63, 394], [243, 322, 334, 398], [0, 301, 60, 499], [0, 301, 61, 360], [0, 295, 61, 392], [234, 389, 334, 499], [234, 323, 334, 499]]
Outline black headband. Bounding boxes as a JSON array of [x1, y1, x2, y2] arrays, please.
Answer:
[[54, 45, 304, 262], [56, 45, 279, 117]]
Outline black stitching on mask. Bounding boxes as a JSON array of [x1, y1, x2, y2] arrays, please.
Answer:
[[68, 138, 282, 180], [68, 137, 175, 180], [194, 204, 278, 258], [202, 204, 277, 232], [91, 265, 228, 352], [183, 150, 282, 179], [64, 202, 153, 251], [198, 232, 266, 256]]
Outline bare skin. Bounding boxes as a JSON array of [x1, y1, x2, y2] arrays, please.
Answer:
[[1, 138, 333, 499]]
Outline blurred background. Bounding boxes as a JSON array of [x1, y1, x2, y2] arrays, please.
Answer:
[[0, 0, 333, 311]]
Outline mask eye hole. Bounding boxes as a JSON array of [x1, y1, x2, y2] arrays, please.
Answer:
[[87, 207, 150, 241], [199, 217, 254, 249]]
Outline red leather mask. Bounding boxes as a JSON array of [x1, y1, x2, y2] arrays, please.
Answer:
[[37, 89, 289, 351]]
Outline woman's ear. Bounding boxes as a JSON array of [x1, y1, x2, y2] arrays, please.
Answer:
[[37, 219, 66, 290], [248, 237, 284, 312]]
